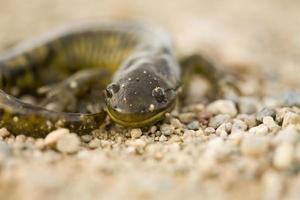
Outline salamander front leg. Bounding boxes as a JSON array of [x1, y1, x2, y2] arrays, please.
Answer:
[[39, 69, 110, 112], [180, 54, 240, 100]]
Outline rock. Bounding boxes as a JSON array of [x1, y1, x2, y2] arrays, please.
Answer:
[[249, 124, 269, 135], [170, 118, 184, 129], [256, 107, 276, 122], [130, 128, 143, 139], [0, 128, 10, 138], [204, 127, 216, 135], [281, 90, 300, 107], [241, 136, 269, 157], [159, 135, 168, 142], [237, 114, 257, 128], [187, 121, 200, 130], [44, 128, 70, 147], [273, 126, 299, 145], [209, 114, 231, 129], [81, 135, 93, 143], [88, 138, 101, 149], [216, 122, 232, 135], [263, 116, 280, 132], [178, 112, 196, 124], [282, 112, 300, 128], [238, 97, 258, 114], [56, 133, 80, 154], [207, 100, 237, 117], [160, 124, 175, 136], [231, 119, 248, 133], [273, 143, 294, 170]]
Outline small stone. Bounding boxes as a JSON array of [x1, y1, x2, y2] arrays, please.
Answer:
[[178, 112, 196, 123], [128, 139, 147, 149], [241, 136, 269, 157], [160, 124, 175, 136], [281, 90, 300, 107], [150, 126, 157, 134], [273, 126, 299, 145], [282, 112, 300, 128], [231, 119, 247, 133], [256, 107, 276, 122], [88, 138, 101, 149], [159, 135, 167, 142], [0, 141, 12, 161], [170, 118, 184, 129], [249, 124, 269, 135], [238, 97, 258, 114], [263, 116, 280, 132], [44, 128, 70, 147], [56, 133, 80, 154], [237, 114, 257, 128], [228, 131, 244, 145], [207, 100, 237, 117], [187, 121, 199, 130], [276, 107, 291, 123], [130, 128, 143, 139], [216, 122, 232, 135], [0, 128, 10, 138], [209, 114, 231, 129], [81, 135, 93, 143], [169, 135, 181, 143], [273, 143, 294, 169], [204, 127, 215, 135]]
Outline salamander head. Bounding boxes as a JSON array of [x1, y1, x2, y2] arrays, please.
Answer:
[[105, 67, 177, 127]]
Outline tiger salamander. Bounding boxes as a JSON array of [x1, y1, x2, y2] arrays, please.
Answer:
[[0, 21, 234, 137]]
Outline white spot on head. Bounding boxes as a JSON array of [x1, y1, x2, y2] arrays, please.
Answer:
[[149, 104, 155, 112], [13, 116, 19, 122], [129, 104, 133, 107], [69, 81, 78, 89], [143, 70, 147, 74], [128, 77, 132, 81]]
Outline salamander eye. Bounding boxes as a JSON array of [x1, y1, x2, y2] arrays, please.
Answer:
[[152, 87, 166, 103], [105, 83, 120, 98]]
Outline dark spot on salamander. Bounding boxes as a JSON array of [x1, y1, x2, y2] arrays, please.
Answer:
[[152, 87, 166, 103], [105, 83, 120, 98]]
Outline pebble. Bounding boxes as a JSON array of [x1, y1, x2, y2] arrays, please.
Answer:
[[88, 138, 101, 149], [281, 90, 300, 107], [216, 122, 232, 135], [159, 135, 168, 142], [238, 97, 258, 114], [237, 114, 257, 128], [263, 116, 280, 132], [207, 100, 237, 117], [204, 127, 215, 135], [44, 128, 70, 147], [0, 128, 10, 138], [130, 128, 143, 139], [170, 118, 184, 129], [273, 126, 299, 145], [282, 112, 300, 128], [0, 141, 12, 161], [256, 107, 276, 122], [241, 136, 269, 157], [187, 121, 199, 130], [178, 112, 196, 123], [81, 135, 93, 143], [209, 114, 231, 129], [231, 119, 247, 133], [56, 133, 81, 154], [160, 124, 175, 136], [249, 124, 269, 135], [273, 143, 294, 169]]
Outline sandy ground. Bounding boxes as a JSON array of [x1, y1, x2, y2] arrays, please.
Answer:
[[0, 0, 300, 199]]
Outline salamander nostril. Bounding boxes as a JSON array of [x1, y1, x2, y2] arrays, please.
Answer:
[[105, 83, 120, 98], [152, 87, 166, 103]]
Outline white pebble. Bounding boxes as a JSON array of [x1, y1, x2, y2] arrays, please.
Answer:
[[130, 128, 143, 139], [207, 100, 237, 117], [282, 112, 300, 128], [241, 136, 269, 157], [44, 128, 70, 147], [273, 143, 294, 169], [56, 133, 80, 154], [249, 124, 269, 135]]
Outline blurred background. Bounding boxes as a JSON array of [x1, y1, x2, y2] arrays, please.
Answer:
[[0, 0, 299, 91]]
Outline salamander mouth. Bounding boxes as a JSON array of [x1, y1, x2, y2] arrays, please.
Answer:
[[106, 100, 176, 127]]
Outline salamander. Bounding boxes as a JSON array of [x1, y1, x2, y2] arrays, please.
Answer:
[[0, 21, 235, 137]]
